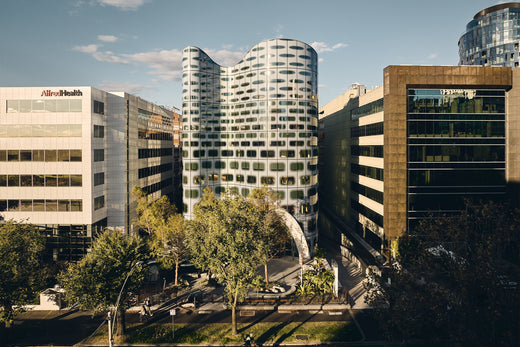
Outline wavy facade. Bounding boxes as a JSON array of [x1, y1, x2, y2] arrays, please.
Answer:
[[181, 38, 318, 244]]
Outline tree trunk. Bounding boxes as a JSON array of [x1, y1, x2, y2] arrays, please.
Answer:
[[231, 290, 238, 336], [175, 260, 179, 286], [2, 302, 13, 328], [231, 304, 237, 336], [264, 262, 269, 286], [115, 306, 126, 339]]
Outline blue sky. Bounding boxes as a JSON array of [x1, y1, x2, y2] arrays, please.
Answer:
[[0, 0, 508, 108]]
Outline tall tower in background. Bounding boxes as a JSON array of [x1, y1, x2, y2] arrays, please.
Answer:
[[459, 2, 520, 67], [181, 38, 319, 246]]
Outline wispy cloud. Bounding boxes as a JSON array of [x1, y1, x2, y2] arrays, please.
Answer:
[[427, 53, 438, 60], [124, 49, 184, 80], [72, 44, 99, 54], [96, 80, 153, 94], [98, 35, 118, 42], [97, 0, 149, 10], [74, 42, 245, 81], [311, 42, 348, 53], [73, 44, 129, 64]]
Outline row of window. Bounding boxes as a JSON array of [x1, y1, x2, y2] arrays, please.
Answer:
[[351, 99, 384, 120], [408, 95, 505, 114], [351, 145, 384, 158], [138, 129, 173, 141], [7, 99, 82, 113], [351, 182, 384, 205], [184, 161, 315, 172], [351, 199, 383, 228], [184, 147, 316, 157], [408, 145, 505, 162], [138, 147, 172, 159], [0, 149, 82, 162], [0, 174, 82, 187], [407, 120, 505, 138], [186, 174, 312, 186], [138, 163, 173, 179], [0, 124, 82, 137], [0, 199, 83, 212], [188, 149, 316, 158], [408, 192, 505, 212], [183, 44, 313, 54], [408, 169, 505, 186], [183, 101, 317, 109], [141, 178, 173, 195], [351, 122, 383, 138], [351, 164, 384, 181]]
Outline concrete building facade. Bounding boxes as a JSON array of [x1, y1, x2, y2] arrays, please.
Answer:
[[319, 66, 519, 264], [181, 38, 319, 245], [0, 87, 181, 261]]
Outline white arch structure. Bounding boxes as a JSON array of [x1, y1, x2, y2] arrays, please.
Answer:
[[271, 208, 311, 261]]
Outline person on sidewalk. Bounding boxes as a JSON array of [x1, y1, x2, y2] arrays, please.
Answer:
[[144, 297, 153, 316]]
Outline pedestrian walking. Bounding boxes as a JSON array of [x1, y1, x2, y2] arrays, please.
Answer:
[[144, 297, 153, 316]]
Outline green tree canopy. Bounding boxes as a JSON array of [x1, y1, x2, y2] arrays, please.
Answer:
[[133, 186, 188, 286], [186, 187, 263, 335], [59, 229, 149, 337], [0, 221, 46, 327], [365, 201, 520, 345]]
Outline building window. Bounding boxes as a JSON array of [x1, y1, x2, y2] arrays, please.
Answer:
[[94, 196, 105, 210], [290, 190, 304, 199], [94, 149, 104, 162], [247, 176, 257, 184], [280, 176, 295, 185], [94, 172, 105, 186], [270, 163, 285, 171], [93, 100, 104, 115], [253, 162, 265, 171], [261, 176, 275, 185], [185, 190, 199, 198], [290, 162, 304, 171], [94, 125, 104, 138]]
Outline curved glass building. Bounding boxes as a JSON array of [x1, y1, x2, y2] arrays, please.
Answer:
[[459, 3, 520, 67], [181, 38, 319, 245]]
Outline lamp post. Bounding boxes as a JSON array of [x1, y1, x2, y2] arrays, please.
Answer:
[[108, 259, 156, 346]]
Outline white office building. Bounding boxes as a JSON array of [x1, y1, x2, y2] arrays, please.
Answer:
[[181, 38, 319, 245], [0, 87, 181, 261]]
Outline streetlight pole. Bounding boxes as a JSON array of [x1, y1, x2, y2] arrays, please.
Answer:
[[107, 311, 113, 347], [108, 259, 156, 345]]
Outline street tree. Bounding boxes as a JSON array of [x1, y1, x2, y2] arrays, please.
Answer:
[[59, 229, 149, 338], [133, 186, 187, 286], [250, 187, 290, 285], [0, 221, 46, 328], [186, 187, 263, 335], [132, 186, 175, 235], [365, 201, 520, 345]]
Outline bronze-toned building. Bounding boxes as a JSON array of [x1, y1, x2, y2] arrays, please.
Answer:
[[319, 66, 520, 264]]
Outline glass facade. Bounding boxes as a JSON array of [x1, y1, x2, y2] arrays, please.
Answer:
[[459, 3, 520, 67], [182, 38, 318, 242], [407, 88, 506, 228]]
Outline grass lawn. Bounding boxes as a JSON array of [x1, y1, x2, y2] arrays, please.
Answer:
[[86, 320, 362, 344]]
